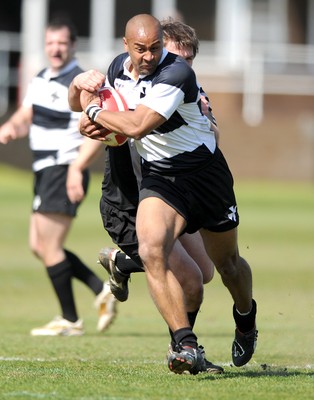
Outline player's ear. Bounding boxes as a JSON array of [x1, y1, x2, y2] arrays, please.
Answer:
[[123, 37, 128, 51]]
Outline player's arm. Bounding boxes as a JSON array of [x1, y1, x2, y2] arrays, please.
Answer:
[[66, 138, 104, 203], [68, 69, 105, 112], [199, 89, 220, 145], [71, 137, 104, 171], [0, 106, 32, 144], [209, 121, 219, 143], [80, 103, 166, 142], [78, 88, 166, 141]]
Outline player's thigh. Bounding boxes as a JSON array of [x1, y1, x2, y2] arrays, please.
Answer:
[[200, 227, 238, 268], [169, 240, 203, 284], [136, 197, 186, 254], [29, 213, 38, 252], [33, 212, 73, 248], [179, 231, 215, 283]]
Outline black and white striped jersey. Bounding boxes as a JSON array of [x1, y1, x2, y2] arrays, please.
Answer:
[[23, 59, 84, 172], [105, 49, 216, 175]]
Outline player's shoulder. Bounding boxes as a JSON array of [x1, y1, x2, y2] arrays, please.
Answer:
[[155, 52, 196, 86], [107, 52, 129, 86], [34, 62, 84, 86], [36, 68, 47, 79], [112, 52, 129, 64], [58, 64, 84, 88], [67, 65, 84, 80], [163, 52, 192, 70], [109, 52, 129, 71]]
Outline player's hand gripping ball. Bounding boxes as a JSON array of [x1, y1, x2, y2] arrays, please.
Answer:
[[98, 86, 128, 147]]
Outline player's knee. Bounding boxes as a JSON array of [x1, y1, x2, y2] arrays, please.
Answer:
[[138, 241, 163, 271], [184, 279, 203, 309], [215, 255, 238, 280], [29, 242, 42, 260], [202, 260, 215, 284]]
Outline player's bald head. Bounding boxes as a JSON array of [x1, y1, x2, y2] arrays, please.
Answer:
[[125, 14, 162, 42], [123, 14, 164, 79]]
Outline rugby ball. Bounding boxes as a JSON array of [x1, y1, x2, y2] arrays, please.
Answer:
[[98, 86, 128, 147]]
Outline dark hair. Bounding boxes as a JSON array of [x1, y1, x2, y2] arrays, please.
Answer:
[[47, 15, 78, 43], [161, 17, 199, 58]]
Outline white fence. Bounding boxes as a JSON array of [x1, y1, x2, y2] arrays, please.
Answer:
[[1, 31, 314, 126]]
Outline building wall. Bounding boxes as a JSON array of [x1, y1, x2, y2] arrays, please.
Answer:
[[0, 0, 313, 181], [1, 93, 313, 181]]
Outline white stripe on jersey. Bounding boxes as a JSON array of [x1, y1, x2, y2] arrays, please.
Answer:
[[139, 83, 215, 161], [30, 124, 84, 171], [106, 50, 216, 164], [23, 60, 84, 171]]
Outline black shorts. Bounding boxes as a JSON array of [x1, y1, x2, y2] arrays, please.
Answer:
[[32, 165, 89, 217], [99, 198, 140, 263], [139, 147, 239, 234]]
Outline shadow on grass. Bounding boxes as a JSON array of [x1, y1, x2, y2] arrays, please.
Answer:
[[199, 364, 314, 380], [96, 331, 232, 339]]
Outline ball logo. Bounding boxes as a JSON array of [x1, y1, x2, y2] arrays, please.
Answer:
[[98, 87, 128, 147]]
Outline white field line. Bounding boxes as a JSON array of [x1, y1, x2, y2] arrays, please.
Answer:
[[2, 391, 57, 398]]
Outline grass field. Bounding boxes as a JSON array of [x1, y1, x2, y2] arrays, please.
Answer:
[[0, 163, 313, 400]]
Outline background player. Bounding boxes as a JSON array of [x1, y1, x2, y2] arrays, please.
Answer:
[[0, 17, 117, 336]]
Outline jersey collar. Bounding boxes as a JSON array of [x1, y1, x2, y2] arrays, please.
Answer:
[[44, 58, 78, 81]]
